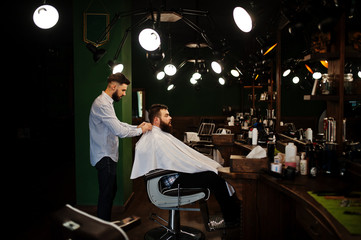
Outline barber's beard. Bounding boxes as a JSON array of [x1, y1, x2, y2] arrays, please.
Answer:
[[160, 120, 172, 133], [112, 92, 121, 102]]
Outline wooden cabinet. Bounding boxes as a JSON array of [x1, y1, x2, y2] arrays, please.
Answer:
[[257, 174, 361, 240]]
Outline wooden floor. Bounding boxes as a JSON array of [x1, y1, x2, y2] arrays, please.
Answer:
[[114, 178, 240, 240], [16, 176, 240, 240], [77, 178, 240, 239]]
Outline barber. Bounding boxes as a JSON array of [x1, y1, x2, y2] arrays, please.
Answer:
[[89, 73, 152, 221]]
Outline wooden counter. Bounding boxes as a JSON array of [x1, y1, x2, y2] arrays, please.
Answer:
[[219, 165, 361, 240], [258, 174, 361, 240]]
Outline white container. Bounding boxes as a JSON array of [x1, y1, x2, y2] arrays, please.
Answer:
[[252, 128, 258, 145], [300, 152, 307, 175], [285, 142, 297, 162], [300, 160, 308, 175], [305, 128, 313, 142]]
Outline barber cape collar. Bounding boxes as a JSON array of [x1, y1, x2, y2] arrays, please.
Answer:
[[130, 126, 221, 179]]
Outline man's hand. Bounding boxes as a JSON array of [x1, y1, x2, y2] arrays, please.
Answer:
[[138, 122, 152, 133]]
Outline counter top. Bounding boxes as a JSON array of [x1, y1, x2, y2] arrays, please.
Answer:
[[260, 174, 361, 240]]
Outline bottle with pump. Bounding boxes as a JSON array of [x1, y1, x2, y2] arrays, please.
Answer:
[[306, 143, 317, 177]]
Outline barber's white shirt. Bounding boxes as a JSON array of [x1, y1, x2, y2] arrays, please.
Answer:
[[89, 91, 142, 166]]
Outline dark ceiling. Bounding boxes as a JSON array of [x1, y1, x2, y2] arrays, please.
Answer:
[[128, 0, 361, 84]]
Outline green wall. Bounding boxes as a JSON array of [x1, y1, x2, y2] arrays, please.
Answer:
[[73, 0, 133, 206]]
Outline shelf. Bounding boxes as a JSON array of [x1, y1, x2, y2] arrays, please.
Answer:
[[303, 95, 338, 101], [302, 49, 361, 62], [304, 94, 361, 101]]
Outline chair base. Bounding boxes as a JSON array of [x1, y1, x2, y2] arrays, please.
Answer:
[[144, 226, 205, 240]]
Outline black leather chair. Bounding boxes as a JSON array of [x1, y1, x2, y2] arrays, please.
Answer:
[[51, 204, 129, 240], [144, 169, 211, 240]]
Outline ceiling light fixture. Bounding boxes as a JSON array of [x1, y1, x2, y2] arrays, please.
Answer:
[[233, 6, 254, 33], [138, 28, 161, 51], [312, 72, 322, 79], [230, 69, 240, 77], [167, 83, 175, 91], [292, 76, 300, 84], [283, 69, 291, 77], [164, 64, 177, 76], [33, 3, 59, 29], [218, 77, 226, 85], [156, 71, 165, 80], [211, 61, 223, 74]]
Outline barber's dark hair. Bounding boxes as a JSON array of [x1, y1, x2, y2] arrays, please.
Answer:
[[148, 104, 168, 124], [107, 73, 130, 85]]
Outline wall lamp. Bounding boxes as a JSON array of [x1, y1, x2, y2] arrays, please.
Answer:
[[33, 1, 59, 29]]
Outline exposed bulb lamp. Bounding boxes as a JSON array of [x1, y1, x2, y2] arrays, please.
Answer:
[[164, 64, 177, 76], [283, 69, 291, 77], [230, 69, 240, 77], [112, 63, 124, 74], [233, 7, 253, 33], [138, 28, 161, 51], [192, 72, 201, 80], [312, 72, 322, 79], [218, 77, 225, 85], [156, 71, 165, 80], [33, 4, 59, 29], [167, 84, 175, 91], [190, 77, 198, 85], [292, 76, 300, 84], [358, 70, 361, 78], [211, 61, 222, 74]]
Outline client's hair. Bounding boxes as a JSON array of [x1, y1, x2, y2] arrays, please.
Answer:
[[148, 104, 168, 124], [107, 73, 130, 85]]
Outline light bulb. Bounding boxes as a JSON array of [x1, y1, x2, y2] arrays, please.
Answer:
[[292, 76, 300, 84], [190, 77, 198, 85], [283, 69, 291, 77], [218, 77, 225, 85], [313, 72, 322, 79], [164, 64, 177, 76], [192, 72, 201, 80], [156, 71, 165, 80], [167, 84, 175, 91], [112, 63, 124, 74], [211, 61, 222, 74], [230, 69, 240, 77], [138, 28, 161, 51], [233, 7, 253, 33], [33, 5, 59, 29]]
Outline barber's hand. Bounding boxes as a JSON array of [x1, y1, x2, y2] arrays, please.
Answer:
[[139, 122, 152, 133]]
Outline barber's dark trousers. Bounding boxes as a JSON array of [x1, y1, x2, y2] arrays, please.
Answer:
[[172, 171, 240, 223], [95, 157, 117, 221]]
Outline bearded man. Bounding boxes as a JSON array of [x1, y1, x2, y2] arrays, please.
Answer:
[[89, 73, 152, 221], [131, 104, 240, 228]]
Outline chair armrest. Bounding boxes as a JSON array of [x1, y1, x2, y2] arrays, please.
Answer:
[[144, 169, 178, 181]]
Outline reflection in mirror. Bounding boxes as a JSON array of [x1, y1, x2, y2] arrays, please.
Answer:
[[132, 89, 145, 119]]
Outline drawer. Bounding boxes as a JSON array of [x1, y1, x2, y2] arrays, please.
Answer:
[[296, 205, 338, 240]]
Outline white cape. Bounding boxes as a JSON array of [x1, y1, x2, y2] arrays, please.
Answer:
[[130, 126, 222, 179]]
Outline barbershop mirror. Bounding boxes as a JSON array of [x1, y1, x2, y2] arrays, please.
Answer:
[[132, 88, 145, 121]]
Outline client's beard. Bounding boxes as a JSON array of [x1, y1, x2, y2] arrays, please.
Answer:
[[160, 120, 172, 133], [112, 92, 121, 102]]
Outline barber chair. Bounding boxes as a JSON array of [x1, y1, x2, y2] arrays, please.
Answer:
[[51, 204, 129, 240], [144, 169, 212, 240]]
